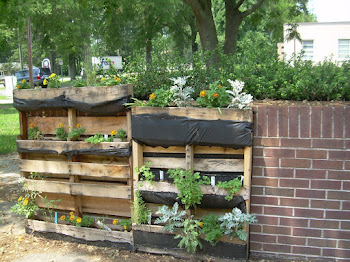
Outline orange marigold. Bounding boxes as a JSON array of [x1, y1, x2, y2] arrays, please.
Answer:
[[200, 90, 206, 97], [199, 222, 203, 227], [212, 93, 219, 98], [123, 225, 127, 230], [70, 215, 75, 221], [76, 217, 82, 224], [58, 123, 63, 128], [76, 123, 81, 128], [114, 77, 121, 82], [112, 219, 118, 225], [60, 215, 66, 220], [218, 84, 222, 88], [149, 93, 156, 100], [29, 123, 35, 128], [111, 130, 117, 136]]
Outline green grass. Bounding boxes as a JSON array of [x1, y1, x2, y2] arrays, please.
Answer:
[[0, 104, 19, 154], [0, 95, 9, 99]]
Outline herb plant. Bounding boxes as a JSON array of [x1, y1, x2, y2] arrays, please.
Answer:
[[28, 123, 41, 140], [67, 124, 85, 141], [85, 133, 110, 144], [132, 190, 152, 225], [168, 168, 210, 209], [216, 177, 242, 201], [119, 218, 132, 231], [135, 161, 155, 184], [115, 128, 127, 140], [154, 202, 186, 233], [201, 213, 224, 246], [175, 217, 202, 253], [55, 124, 68, 140]]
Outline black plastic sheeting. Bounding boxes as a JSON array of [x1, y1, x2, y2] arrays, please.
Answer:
[[139, 191, 246, 210], [132, 114, 252, 148], [13, 95, 131, 115]]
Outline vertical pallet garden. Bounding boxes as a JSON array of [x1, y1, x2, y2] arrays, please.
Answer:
[[13, 85, 134, 247], [131, 106, 253, 259]]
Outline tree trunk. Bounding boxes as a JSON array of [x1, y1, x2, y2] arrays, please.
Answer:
[[189, 15, 198, 55], [68, 53, 76, 80], [145, 38, 152, 68], [224, 0, 243, 55]]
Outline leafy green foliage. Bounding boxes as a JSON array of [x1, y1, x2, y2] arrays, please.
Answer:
[[28, 125, 41, 140], [55, 125, 68, 141], [175, 217, 202, 253], [147, 88, 174, 107], [119, 218, 132, 231], [72, 78, 87, 87], [196, 81, 231, 108], [47, 73, 61, 88], [216, 177, 242, 201], [168, 169, 210, 209], [85, 133, 111, 144], [132, 191, 152, 225], [154, 202, 186, 233], [67, 125, 85, 141], [62, 212, 94, 228], [135, 161, 155, 184], [115, 128, 127, 140], [11, 191, 40, 219], [170, 76, 193, 107], [200, 213, 224, 246], [99, 75, 122, 86]]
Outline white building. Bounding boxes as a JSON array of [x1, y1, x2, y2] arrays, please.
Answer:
[[280, 21, 350, 63]]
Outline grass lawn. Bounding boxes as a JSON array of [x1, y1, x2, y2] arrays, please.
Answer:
[[0, 104, 19, 154], [0, 95, 9, 99]]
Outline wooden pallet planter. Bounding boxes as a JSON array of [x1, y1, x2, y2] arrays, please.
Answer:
[[14, 85, 134, 220], [131, 106, 253, 259]]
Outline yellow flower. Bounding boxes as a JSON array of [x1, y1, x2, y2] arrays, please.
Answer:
[[16, 85, 20, 89], [76, 123, 81, 128], [199, 222, 203, 227], [22, 199, 29, 206], [218, 84, 222, 88], [43, 79, 48, 85], [29, 123, 35, 128], [70, 215, 75, 221], [21, 79, 26, 83], [114, 77, 121, 82], [111, 130, 117, 136], [18, 196, 23, 201], [149, 93, 156, 100], [123, 225, 127, 230], [76, 217, 82, 224], [69, 211, 74, 216], [212, 93, 219, 98], [50, 73, 56, 78], [60, 215, 66, 220], [112, 219, 118, 225], [18, 235, 24, 241], [58, 123, 63, 128], [100, 78, 105, 82], [200, 90, 206, 97]]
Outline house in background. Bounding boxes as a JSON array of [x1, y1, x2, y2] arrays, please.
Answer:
[[279, 21, 350, 63]]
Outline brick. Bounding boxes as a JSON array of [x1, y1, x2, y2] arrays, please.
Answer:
[[250, 224, 262, 233], [329, 150, 350, 160], [333, 106, 344, 138], [250, 242, 263, 251], [265, 148, 295, 158], [281, 158, 311, 168], [255, 215, 278, 225], [278, 106, 289, 137], [289, 106, 299, 137], [345, 107, 350, 138], [328, 191, 350, 201], [251, 186, 264, 195], [251, 205, 263, 213], [250, 233, 277, 243], [253, 147, 264, 157], [252, 177, 278, 187], [322, 107, 333, 138], [296, 149, 327, 159], [328, 170, 350, 180], [280, 197, 309, 207], [309, 238, 337, 248], [252, 106, 259, 135], [296, 189, 325, 199], [311, 180, 342, 190], [265, 168, 294, 178], [299, 106, 310, 138], [257, 106, 268, 137], [295, 169, 326, 179], [311, 106, 322, 138], [326, 210, 350, 220], [346, 161, 350, 170], [263, 243, 291, 253], [323, 248, 350, 258], [311, 200, 340, 210], [252, 166, 263, 177], [293, 228, 322, 237], [342, 201, 350, 210], [293, 246, 321, 256], [280, 217, 308, 227], [338, 240, 350, 249], [294, 208, 324, 219], [251, 196, 278, 205], [263, 225, 291, 235], [281, 138, 311, 148], [344, 181, 350, 191], [310, 219, 339, 229], [278, 236, 306, 245], [268, 106, 278, 137], [313, 160, 343, 170], [280, 178, 309, 188], [341, 221, 350, 230], [253, 157, 279, 167], [323, 230, 350, 239], [265, 187, 294, 197], [312, 139, 344, 149], [253, 137, 280, 147], [264, 206, 293, 216]]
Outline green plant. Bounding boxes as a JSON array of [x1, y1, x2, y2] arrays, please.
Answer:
[[85, 133, 110, 144], [154, 202, 186, 233], [132, 190, 152, 225], [135, 161, 155, 184], [147, 88, 174, 107], [28, 172, 45, 180], [115, 128, 127, 140], [11, 191, 40, 218], [40, 196, 61, 222], [195, 81, 231, 108], [175, 217, 202, 253], [47, 73, 61, 88], [61, 211, 94, 227], [28, 123, 41, 140], [118, 218, 132, 231], [216, 177, 242, 201], [55, 124, 68, 140], [99, 76, 122, 86], [201, 213, 224, 246], [16, 79, 31, 89], [219, 207, 257, 241], [168, 168, 210, 209], [67, 123, 85, 141], [72, 78, 87, 87], [170, 76, 193, 107]]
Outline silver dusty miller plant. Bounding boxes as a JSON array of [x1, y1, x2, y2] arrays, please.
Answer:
[[154, 202, 186, 232], [226, 79, 253, 109], [170, 76, 193, 107]]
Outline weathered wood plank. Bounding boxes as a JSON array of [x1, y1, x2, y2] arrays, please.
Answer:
[[132, 107, 253, 122], [26, 219, 133, 243], [20, 159, 130, 179], [186, 145, 194, 170], [25, 179, 131, 199]]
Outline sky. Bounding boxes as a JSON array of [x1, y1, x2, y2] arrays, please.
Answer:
[[308, 0, 350, 22]]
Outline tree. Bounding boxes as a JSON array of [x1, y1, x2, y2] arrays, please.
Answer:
[[285, 22, 302, 60]]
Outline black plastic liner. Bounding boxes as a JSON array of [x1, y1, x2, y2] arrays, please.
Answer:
[[13, 95, 131, 115], [61, 148, 131, 157], [139, 191, 245, 210], [133, 230, 247, 259], [17, 147, 58, 155], [132, 114, 252, 148]]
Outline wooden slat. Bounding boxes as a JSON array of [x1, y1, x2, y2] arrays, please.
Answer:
[[146, 157, 244, 172], [19, 111, 28, 139], [143, 146, 186, 154], [186, 145, 194, 170], [133, 141, 143, 183], [14, 84, 133, 104], [26, 219, 133, 243], [20, 159, 130, 179], [132, 106, 253, 122], [143, 145, 244, 155], [17, 140, 130, 155], [68, 108, 76, 134], [25, 179, 131, 199]]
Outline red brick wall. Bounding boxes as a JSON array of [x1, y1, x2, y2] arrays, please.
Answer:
[[250, 104, 350, 261]]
